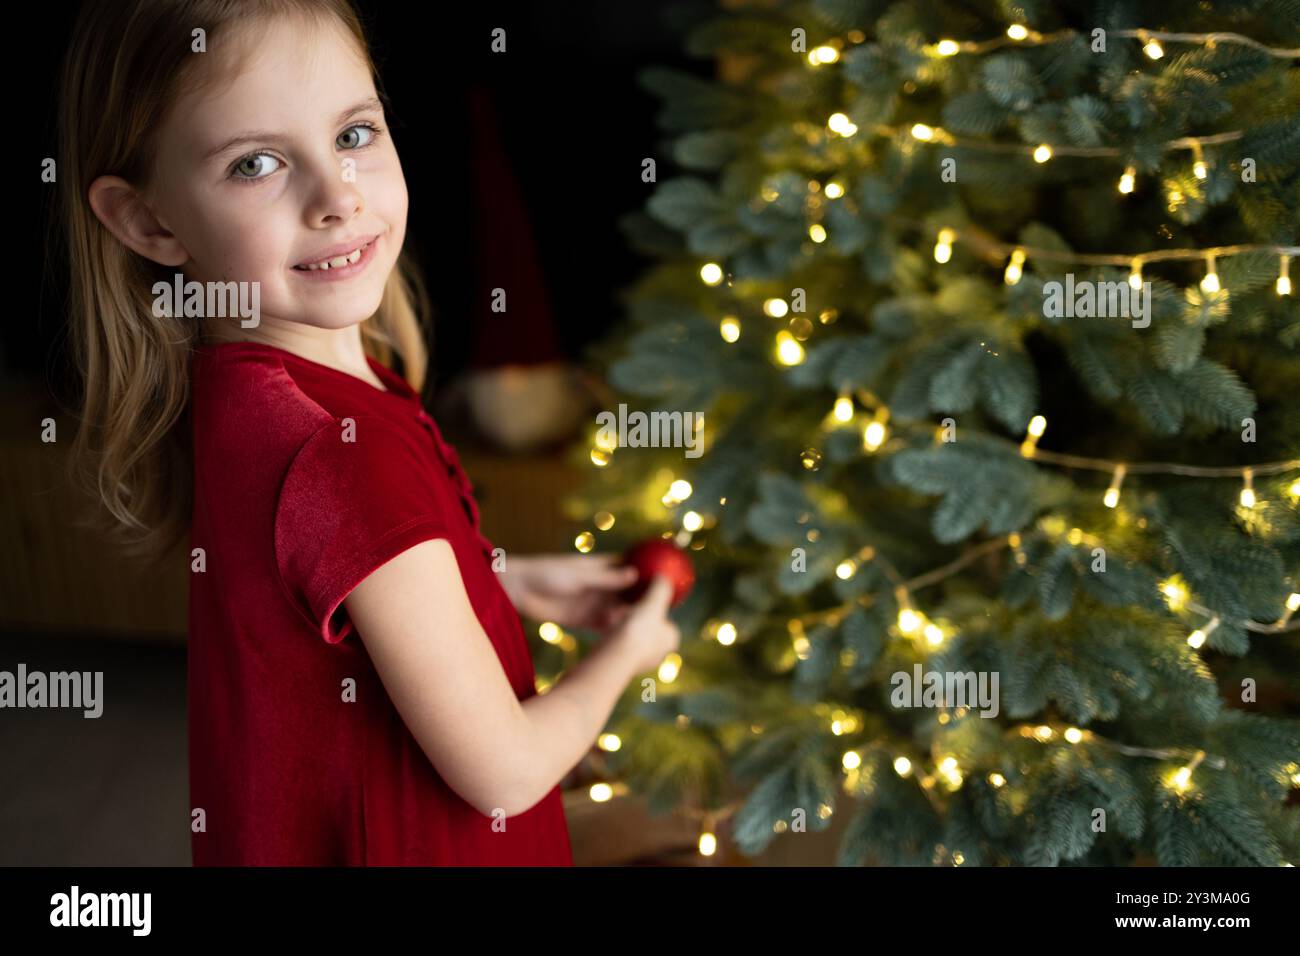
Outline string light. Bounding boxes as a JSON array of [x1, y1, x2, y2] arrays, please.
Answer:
[[1006, 24, 1029, 41], [1239, 468, 1256, 509], [1144, 36, 1165, 59], [763, 297, 789, 318], [1200, 254, 1221, 293], [895, 588, 922, 634], [698, 830, 718, 856], [1104, 463, 1127, 508], [935, 39, 960, 56], [910, 123, 937, 141], [719, 316, 740, 343], [933, 228, 955, 263], [1278, 255, 1292, 296], [1160, 577, 1190, 612], [863, 409, 889, 452], [1032, 144, 1053, 163], [827, 112, 858, 136], [775, 330, 805, 365], [699, 262, 723, 286], [1129, 259, 1143, 290], [1020, 414, 1047, 457], [809, 45, 840, 65], [833, 395, 854, 422], [893, 756, 913, 777], [1187, 617, 1220, 649], [1004, 247, 1026, 284], [1190, 141, 1208, 180], [1118, 166, 1137, 194]]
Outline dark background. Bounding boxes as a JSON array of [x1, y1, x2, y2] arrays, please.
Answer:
[[18, 0, 703, 398]]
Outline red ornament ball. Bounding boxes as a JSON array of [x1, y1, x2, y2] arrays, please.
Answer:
[[620, 538, 695, 607]]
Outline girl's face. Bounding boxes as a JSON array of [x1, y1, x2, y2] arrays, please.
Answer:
[[148, 15, 407, 333]]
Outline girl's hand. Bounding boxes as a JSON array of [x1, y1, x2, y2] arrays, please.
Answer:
[[500, 553, 640, 634]]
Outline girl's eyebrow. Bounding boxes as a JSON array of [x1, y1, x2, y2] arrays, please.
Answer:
[[202, 96, 384, 162]]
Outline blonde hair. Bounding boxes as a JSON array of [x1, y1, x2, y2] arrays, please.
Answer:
[[57, 0, 431, 566]]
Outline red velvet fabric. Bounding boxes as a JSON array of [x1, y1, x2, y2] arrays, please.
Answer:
[[187, 340, 573, 866]]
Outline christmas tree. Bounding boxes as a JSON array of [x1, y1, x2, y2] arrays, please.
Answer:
[[559, 0, 1300, 865]]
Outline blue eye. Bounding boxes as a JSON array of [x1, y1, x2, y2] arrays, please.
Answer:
[[231, 153, 282, 181], [337, 123, 378, 149]]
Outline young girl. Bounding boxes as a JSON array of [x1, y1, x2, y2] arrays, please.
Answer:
[[58, 0, 680, 865]]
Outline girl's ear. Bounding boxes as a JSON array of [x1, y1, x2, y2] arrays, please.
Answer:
[[87, 175, 190, 267]]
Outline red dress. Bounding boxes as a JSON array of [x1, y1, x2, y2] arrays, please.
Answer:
[[187, 340, 573, 866]]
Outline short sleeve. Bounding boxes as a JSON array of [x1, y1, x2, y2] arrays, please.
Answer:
[[275, 415, 452, 644]]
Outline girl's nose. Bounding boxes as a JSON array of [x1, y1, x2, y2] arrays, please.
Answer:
[[303, 166, 364, 226]]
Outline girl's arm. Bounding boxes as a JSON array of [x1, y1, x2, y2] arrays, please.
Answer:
[[344, 538, 679, 818]]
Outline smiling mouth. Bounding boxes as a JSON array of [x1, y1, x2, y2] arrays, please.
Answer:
[[292, 238, 376, 271]]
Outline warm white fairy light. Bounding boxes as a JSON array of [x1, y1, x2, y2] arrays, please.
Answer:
[[775, 330, 805, 366], [699, 262, 723, 286], [1129, 259, 1143, 289], [835, 558, 856, 580], [1239, 468, 1257, 509], [833, 395, 854, 422], [1118, 166, 1136, 194], [1200, 254, 1221, 294], [1144, 37, 1165, 59], [763, 297, 789, 318], [935, 39, 960, 56], [1007, 24, 1029, 41], [809, 223, 827, 243], [910, 123, 936, 141], [893, 756, 913, 777], [1187, 617, 1220, 649], [1032, 144, 1053, 163], [698, 830, 717, 856], [824, 181, 845, 199], [827, 112, 858, 136], [809, 45, 840, 65], [715, 621, 737, 646], [1278, 255, 1292, 296], [1020, 414, 1047, 457], [1104, 463, 1127, 509], [1004, 248, 1026, 284], [933, 227, 955, 263], [720, 316, 740, 343], [1192, 142, 1208, 180]]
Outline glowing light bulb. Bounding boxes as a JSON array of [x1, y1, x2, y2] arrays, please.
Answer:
[[835, 559, 856, 580], [1286, 593, 1300, 612], [809, 223, 827, 243], [1118, 166, 1136, 194], [988, 773, 1006, 788], [698, 831, 717, 856], [598, 733, 622, 751], [1239, 469, 1256, 509], [720, 316, 740, 343], [775, 330, 805, 366], [574, 531, 595, 552], [1278, 256, 1292, 296], [833, 396, 854, 422], [1007, 24, 1029, 41], [1064, 727, 1084, 744], [1168, 766, 1192, 794], [827, 113, 857, 136], [863, 420, 887, 451], [1027, 415, 1047, 438], [898, 608, 921, 634], [1160, 578, 1189, 611], [933, 227, 955, 263], [810, 45, 839, 64], [682, 511, 703, 532], [923, 623, 944, 646], [589, 782, 614, 802], [893, 756, 913, 777], [716, 622, 737, 645], [842, 750, 862, 770], [1144, 38, 1165, 59], [699, 262, 723, 285], [1004, 248, 1026, 284], [668, 479, 693, 501], [1193, 160, 1208, 180], [910, 123, 936, 142], [658, 653, 681, 683], [935, 39, 960, 56], [1200, 255, 1221, 294], [1129, 260, 1142, 290], [1104, 463, 1126, 509], [1032, 144, 1052, 163], [763, 297, 789, 318], [824, 181, 844, 199]]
